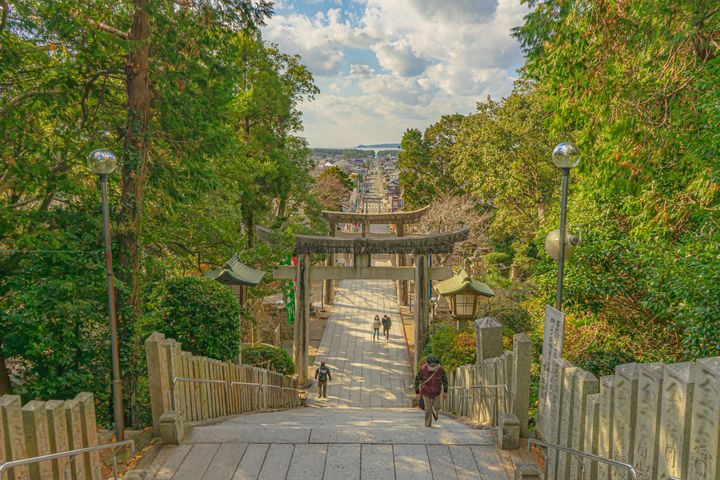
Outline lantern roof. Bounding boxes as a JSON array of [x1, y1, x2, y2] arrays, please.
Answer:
[[436, 269, 495, 298], [204, 255, 265, 287]]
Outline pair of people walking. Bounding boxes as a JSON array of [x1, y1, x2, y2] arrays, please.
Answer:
[[372, 314, 392, 341], [415, 355, 448, 427]]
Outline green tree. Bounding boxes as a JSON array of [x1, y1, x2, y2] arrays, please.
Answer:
[[398, 116, 464, 209], [452, 82, 558, 242]]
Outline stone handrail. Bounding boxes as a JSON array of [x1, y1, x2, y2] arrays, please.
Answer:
[[538, 355, 720, 480], [0, 392, 101, 479], [443, 319, 531, 436], [145, 332, 300, 444]]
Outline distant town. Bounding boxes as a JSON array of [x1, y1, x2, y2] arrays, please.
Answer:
[[310, 146, 403, 212]]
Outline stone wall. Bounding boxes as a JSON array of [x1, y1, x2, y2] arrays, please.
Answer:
[[443, 318, 531, 436], [540, 355, 720, 480], [145, 332, 301, 444], [0, 392, 101, 480]]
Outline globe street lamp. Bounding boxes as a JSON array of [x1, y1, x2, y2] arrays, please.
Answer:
[[87, 148, 124, 441], [549, 142, 580, 311]]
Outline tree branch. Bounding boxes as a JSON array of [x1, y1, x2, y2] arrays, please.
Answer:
[[71, 10, 129, 39]]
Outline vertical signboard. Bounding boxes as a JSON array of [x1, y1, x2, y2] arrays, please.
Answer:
[[537, 304, 565, 438]]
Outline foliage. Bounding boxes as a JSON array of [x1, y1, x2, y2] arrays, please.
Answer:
[[398, 115, 463, 209], [452, 81, 559, 243], [242, 344, 295, 375], [0, 0, 319, 425], [314, 166, 353, 211], [477, 297, 532, 336], [515, 0, 720, 360], [421, 324, 476, 372], [142, 277, 242, 361]]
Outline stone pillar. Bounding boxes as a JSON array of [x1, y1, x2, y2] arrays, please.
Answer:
[[0, 394, 29, 480], [611, 363, 639, 480], [597, 375, 616, 480], [145, 332, 170, 435], [294, 253, 311, 385], [657, 362, 694, 480], [511, 333, 531, 437], [569, 371, 599, 479], [77, 392, 101, 480], [583, 393, 601, 480], [632, 363, 663, 480], [688, 357, 720, 480], [46, 400, 69, 479], [324, 222, 335, 305], [557, 366, 580, 480], [22, 400, 52, 480], [474, 317, 503, 366], [396, 223, 408, 306], [546, 358, 572, 480], [413, 253, 428, 372]]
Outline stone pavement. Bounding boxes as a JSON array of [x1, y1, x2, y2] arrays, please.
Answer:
[[145, 408, 506, 480], [309, 275, 412, 408]]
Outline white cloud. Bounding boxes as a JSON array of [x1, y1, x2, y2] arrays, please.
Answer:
[[263, 0, 528, 147]]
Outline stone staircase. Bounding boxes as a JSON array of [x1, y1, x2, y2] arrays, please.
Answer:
[[143, 407, 511, 480]]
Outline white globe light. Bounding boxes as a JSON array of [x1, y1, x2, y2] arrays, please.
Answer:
[[87, 149, 118, 175], [552, 142, 580, 169], [544, 228, 580, 261]]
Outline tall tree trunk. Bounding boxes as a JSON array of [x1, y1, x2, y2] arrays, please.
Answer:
[[246, 211, 255, 248], [117, 0, 151, 427], [0, 354, 11, 395]]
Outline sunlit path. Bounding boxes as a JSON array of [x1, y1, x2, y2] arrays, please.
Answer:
[[309, 274, 412, 408]]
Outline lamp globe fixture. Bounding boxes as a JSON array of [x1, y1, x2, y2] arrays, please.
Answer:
[[87, 148, 118, 175], [552, 142, 580, 169]]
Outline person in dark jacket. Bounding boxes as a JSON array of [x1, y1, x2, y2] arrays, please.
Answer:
[[315, 361, 332, 398], [414, 355, 448, 427], [381, 314, 392, 340]]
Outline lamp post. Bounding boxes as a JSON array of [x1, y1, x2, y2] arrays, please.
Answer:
[[87, 148, 124, 441], [550, 142, 580, 312]]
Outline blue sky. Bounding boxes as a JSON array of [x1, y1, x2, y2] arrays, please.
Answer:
[[263, 0, 528, 147]]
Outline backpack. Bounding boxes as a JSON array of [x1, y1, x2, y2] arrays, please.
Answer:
[[318, 366, 329, 381]]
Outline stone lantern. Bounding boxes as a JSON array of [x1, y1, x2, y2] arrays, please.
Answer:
[[436, 269, 495, 330], [205, 255, 265, 364]]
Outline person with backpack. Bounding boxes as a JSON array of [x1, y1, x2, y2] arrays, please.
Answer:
[[414, 355, 448, 427], [372, 315, 382, 341], [315, 361, 332, 398], [381, 314, 392, 340]]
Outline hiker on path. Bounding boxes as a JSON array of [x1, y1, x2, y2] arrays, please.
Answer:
[[315, 361, 332, 398], [414, 355, 448, 427], [372, 315, 381, 341], [381, 314, 392, 340]]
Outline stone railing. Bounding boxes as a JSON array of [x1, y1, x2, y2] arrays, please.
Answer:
[[145, 332, 300, 444], [443, 318, 531, 437], [538, 355, 720, 480], [0, 392, 101, 480]]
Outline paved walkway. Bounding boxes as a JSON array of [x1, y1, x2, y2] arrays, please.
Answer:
[[309, 275, 412, 407], [146, 408, 505, 480]]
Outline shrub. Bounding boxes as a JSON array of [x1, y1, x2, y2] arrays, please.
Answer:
[[421, 323, 475, 372], [142, 276, 242, 361], [242, 345, 294, 375], [574, 347, 636, 378], [477, 297, 532, 335]]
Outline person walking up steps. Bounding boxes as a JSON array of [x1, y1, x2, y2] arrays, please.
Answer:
[[315, 361, 332, 398], [381, 314, 392, 340], [415, 355, 448, 427], [372, 315, 381, 341]]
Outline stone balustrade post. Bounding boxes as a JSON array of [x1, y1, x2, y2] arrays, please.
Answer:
[[511, 333, 531, 437]]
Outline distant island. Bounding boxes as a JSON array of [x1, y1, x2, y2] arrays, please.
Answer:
[[356, 143, 400, 149]]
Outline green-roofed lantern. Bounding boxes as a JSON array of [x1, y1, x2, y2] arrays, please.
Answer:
[[204, 255, 265, 365], [435, 269, 495, 320]]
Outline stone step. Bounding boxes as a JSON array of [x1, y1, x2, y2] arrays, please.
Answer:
[[186, 424, 496, 445]]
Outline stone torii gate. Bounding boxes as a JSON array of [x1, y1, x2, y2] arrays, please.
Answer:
[[273, 227, 469, 384], [321, 205, 431, 306]]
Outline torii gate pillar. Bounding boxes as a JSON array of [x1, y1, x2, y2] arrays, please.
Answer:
[[396, 223, 409, 305], [294, 253, 311, 385], [413, 253, 429, 372], [323, 222, 336, 305]]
